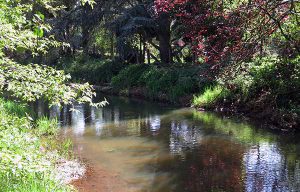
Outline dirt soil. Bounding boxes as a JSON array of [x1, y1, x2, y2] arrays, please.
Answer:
[[71, 162, 132, 192]]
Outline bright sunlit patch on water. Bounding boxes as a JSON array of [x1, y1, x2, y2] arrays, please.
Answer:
[[149, 115, 161, 135], [169, 120, 202, 157]]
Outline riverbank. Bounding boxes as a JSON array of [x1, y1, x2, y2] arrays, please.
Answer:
[[95, 84, 298, 132], [93, 85, 193, 107], [0, 98, 85, 191], [58, 56, 299, 131]]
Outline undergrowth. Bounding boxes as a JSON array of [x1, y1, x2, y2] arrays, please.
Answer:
[[0, 98, 73, 191], [59, 56, 125, 84], [112, 64, 211, 102], [36, 116, 59, 136], [193, 55, 300, 129]]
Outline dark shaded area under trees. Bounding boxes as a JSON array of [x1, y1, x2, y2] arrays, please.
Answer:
[[5, 0, 300, 130]]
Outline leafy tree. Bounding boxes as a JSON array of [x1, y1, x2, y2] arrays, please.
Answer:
[[154, 0, 300, 65], [0, 0, 105, 107]]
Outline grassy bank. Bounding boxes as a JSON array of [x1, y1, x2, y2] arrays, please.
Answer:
[[60, 55, 299, 130], [0, 98, 75, 191], [59, 56, 212, 105], [193, 56, 300, 130]]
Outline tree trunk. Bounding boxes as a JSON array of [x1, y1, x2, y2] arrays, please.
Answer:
[[147, 48, 150, 64], [157, 12, 172, 64], [81, 4, 92, 55], [110, 33, 114, 58], [82, 26, 90, 55]]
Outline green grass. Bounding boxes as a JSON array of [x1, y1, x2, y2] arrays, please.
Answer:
[[112, 64, 209, 102], [0, 98, 73, 191], [0, 172, 71, 192], [193, 85, 230, 108], [0, 98, 30, 117], [36, 116, 59, 136]]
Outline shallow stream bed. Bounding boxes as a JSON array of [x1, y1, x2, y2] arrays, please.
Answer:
[[44, 94, 300, 192]]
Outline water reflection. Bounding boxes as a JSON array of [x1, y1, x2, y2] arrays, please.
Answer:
[[36, 95, 300, 192], [244, 143, 299, 192], [71, 105, 85, 136]]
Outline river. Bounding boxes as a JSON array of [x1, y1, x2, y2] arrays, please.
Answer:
[[42, 94, 300, 192]]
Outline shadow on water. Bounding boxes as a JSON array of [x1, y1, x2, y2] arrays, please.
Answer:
[[34, 94, 300, 192]]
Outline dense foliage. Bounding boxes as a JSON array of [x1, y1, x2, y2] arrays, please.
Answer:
[[112, 64, 208, 101], [60, 57, 126, 84], [0, 0, 104, 107], [0, 0, 99, 191], [0, 1, 299, 191], [154, 0, 299, 64]]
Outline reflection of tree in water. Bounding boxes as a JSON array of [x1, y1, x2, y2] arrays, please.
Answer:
[[244, 143, 300, 192], [192, 111, 300, 192], [170, 138, 245, 192], [83, 104, 92, 124], [60, 105, 72, 126], [169, 120, 202, 157], [149, 113, 244, 192]]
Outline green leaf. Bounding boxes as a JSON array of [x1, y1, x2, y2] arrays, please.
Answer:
[[33, 27, 44, 38]]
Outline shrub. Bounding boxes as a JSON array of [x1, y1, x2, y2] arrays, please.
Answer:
[[220, 55, 300, 110], [61, 57, 126, 84], [111, 64, 150, 88], [112, 64, 211, 102], [216, 55, 299, 128], [139, 67, 176, 97], [0, 99, 30, 117]]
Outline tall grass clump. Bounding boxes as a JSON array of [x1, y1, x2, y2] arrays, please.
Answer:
[[193, 85, 230, 108], [36, 116, 59, 136]]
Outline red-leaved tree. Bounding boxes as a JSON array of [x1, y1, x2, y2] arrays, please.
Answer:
[[154, 0, 297, 66]]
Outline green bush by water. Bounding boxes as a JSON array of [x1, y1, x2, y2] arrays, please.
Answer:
[[1, 99, 31, 117], [60, 56, 213, 102], [192, 55, 300, 128], [112, 64, 150, 88], [194, 55, 299, 112], [221, 55, 300, 111]]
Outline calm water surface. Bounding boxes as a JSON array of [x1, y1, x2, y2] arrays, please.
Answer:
[[45, 95, 300, 192]]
